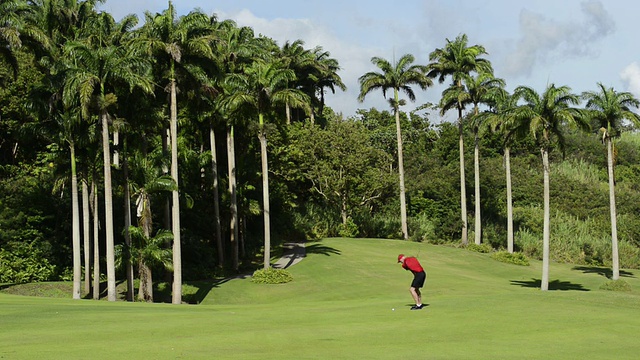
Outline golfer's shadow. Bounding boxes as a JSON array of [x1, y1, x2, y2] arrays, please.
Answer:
[[405, 303, 430, 308]]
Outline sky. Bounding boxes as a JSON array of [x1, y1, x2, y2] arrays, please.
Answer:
[[98, 0, 640, 121]]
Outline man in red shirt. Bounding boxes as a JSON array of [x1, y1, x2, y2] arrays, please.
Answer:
[[397, 254, 426, 310]]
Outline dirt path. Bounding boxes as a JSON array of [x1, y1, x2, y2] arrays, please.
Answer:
[[272, 242, 306, 269]]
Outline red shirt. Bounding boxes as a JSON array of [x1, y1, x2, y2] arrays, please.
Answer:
[[402, 257, 424, 273]]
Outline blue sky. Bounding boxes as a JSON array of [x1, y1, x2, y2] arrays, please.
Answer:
[[99, 0, 640, 120]]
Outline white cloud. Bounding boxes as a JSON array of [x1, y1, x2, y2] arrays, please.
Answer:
[[503, 0, 615, 78], [219, 9, 382, 117], [620, 62, 640, 97]]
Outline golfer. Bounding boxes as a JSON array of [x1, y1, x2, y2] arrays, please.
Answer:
[[397, 254, 426, 310]]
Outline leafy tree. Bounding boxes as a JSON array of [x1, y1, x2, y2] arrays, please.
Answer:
[[358, 53, 431, 240], [428, 34, 492, 245], [512, 84, 588, 290], [582, 83, 640, 280], [292, 120, 394, 232]]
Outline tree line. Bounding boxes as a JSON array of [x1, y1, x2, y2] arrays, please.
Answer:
[[1, 0, 640, 302]]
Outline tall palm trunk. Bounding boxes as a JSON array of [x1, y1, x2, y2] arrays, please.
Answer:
[[101, 112, 116, 301], [394, 90, 409, 240], [162, 126, 171, 229], [138, 258, 153, 302], [91, 178, 100, 300], [606, 137, 620, 280], [285, 103, 291, 125], [259, 118, 271, 270], [505, 147, 514, 253], [227, 126, 239, 271], [82, 179, 91, 295], [209, 124, 224, 268], [70, 142, 81, 300], [458, 106, 468, 245], [138, 194, 154, 302], [170, 79, 182, 305], [113, 130, 119, 167], [123, 150, 134, 301], [541, 147, 551, 291], [474, 131, 481, 245]]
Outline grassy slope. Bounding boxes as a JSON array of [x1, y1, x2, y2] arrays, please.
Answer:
[[1, 238, 640, 359]]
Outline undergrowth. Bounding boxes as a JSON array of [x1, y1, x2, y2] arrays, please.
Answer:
[[491, 251, 530, 266], [600, 279, 632, 292]]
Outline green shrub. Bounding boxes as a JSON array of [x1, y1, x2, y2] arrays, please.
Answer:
[[251, 268, 293, 284], [617, 241, 640, 269], [408, 213, 436, 243], [491, 251, 530, 266], [337, 218, 359, 238], [599, 279, 632, 292], [0, 246, 57, 283], [466, 243, 493, 253], [357, 213, 401, 239]]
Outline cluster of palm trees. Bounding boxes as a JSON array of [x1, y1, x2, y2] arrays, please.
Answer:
[[4, 0, 639, 297], [359, 34, 640, 291], [2, 0, 345, 302]]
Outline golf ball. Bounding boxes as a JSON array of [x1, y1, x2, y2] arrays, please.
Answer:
[[392, 308, 395, 311]]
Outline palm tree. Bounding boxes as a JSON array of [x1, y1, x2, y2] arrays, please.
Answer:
[[128, 149, 176, 302], [0, 0, 49, 79], [222, 59, 310, 270], [582, 83, 640, 280], [212, 20, 256, 271], [0, 0, 26, 78], [428, 34, 492, 245], [62, 12, 153, 301], [138, 2, 215, 303], [512, 84, 588, 291], [33, 0, 110, 300], [481, 90, 519, 253], [465, 72, 505, 245], [279, 39, 312, 124], [358, 53, 431, 240], [311, 46, 346, 120]]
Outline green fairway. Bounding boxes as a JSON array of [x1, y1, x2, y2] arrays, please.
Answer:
[[2, 238, 640, 359]]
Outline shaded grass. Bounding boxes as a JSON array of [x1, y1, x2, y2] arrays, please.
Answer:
[[2, 238, 640, 359]]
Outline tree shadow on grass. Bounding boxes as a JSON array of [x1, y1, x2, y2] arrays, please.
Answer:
[[305, 243, 341, 256], [510, 278, 590, 291], [182, 242, 341, 304], [180, 275, 253, 304], [571, 266, 635, 279]]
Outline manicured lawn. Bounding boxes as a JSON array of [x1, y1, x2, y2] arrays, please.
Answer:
[[2, 238, 639, 359]]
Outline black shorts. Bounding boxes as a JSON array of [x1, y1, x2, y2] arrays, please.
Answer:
[[411, 271, 426, 289]]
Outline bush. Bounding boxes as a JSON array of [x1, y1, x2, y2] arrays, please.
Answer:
[[0, 246, 57, 283], [251, 268, 293, 284], [337, 218, 359, 238], [357, 213, 401, 239], [491, 251, 530, 266], [408, 214, 436, 243], [599, 279, 632, 292], [466, 243, 493, 253]]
